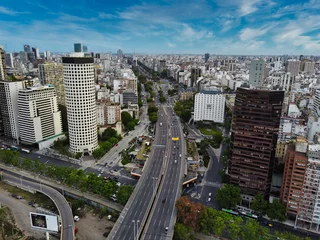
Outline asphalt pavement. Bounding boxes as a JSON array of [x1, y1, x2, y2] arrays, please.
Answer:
[[2, 171, 74, 240], [108, 100, 170, 240], [141, 105, 185, 240]]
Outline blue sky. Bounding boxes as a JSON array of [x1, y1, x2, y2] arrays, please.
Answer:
[[0, 0, 320, 55]]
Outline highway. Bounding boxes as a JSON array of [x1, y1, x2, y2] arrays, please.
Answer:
[[108, 94, 170, 240], [2, 170, 74, 240], [141, 83, 185, 240], [142, 106, 184, 240]]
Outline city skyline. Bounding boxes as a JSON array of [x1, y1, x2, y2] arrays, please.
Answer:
[[0, 0, 320, 55]]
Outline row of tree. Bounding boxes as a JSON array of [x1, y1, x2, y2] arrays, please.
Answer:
[[174, 196, 310, 240], [158, 89, 166, 103], [215, 184, 287, 222], [93, 128, 122, 159], [174, 100, 193, 122], [121, 111, 138, 131], [0, 149, 133, 205], [148, 104, 158, 123]]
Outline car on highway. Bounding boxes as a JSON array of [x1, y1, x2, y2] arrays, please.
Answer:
[[174, 160, 177, 164], [165, 227, 168, 233]]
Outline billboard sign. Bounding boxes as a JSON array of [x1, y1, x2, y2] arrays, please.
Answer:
[[29, 212, 59, 232]]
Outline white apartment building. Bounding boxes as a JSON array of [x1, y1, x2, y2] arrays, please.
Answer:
[[17, 85, 62, 144], [268, 72, 292, 92], [63, 55, 98, 154], [0, 80, 25, 141], [194, 89, 225, 123], [96, 101, 121, 126]]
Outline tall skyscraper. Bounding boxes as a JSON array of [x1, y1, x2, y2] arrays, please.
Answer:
[[0, 45, 6, 80], [229, 87, 284, 198], [74, 43, 82, 53], [285, 60, 300, 77], [204, 53, 210, 63], [39, 63, 65, 105], [83, 45, 88, 52], [62, 54, 98, 154], [17, 85, 62, 144], [248, 59, 265, 87], [0, 80, 26, 141], [5, 53, 14, 68], [45, 51, 51, 60], [117, 49, 123, 58], [24, 44, 31, 53]]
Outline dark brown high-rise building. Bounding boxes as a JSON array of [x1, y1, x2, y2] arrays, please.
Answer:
[[229, 87, 284, 198]]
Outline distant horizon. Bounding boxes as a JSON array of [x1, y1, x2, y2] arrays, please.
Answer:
[[1, 0, 319, 55], [6, 51, 319, 58]]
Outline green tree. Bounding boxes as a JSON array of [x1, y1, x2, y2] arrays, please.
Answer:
[[227, 216, 243, 240], [116, 185, 134, 205], [101, 127, 118, 141], [92, 148, 105, 159], [216, 184, 241, 209], [149, 112, 158, 123], [267, 199, 287, 222], [0, 150, 20, 166], [21, 157, 33, 170], [74, 152, 82, 159], [251, 194, 269, 216], [239, 219, 261, 240], [198, 207, 216, 234], [173, 223, 195, 240], [100, 141, 112, 152], [121, 111, 133, 125], [100, 206, 108, 217], [127, 121, 136, 131]]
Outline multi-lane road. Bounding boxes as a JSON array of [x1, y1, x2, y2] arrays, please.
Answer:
[[141, 106, 185, 240], [2, 169, 74, 240], [108, 104, 169, 240]]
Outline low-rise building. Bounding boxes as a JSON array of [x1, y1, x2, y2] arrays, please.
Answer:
[[179, 88, 193, 101]]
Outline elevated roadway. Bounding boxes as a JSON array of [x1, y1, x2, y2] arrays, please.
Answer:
[[108, 104, 170, 240], [2, 170, 74, 240]]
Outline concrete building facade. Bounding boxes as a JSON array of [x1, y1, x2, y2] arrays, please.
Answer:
[[63, 56, 98, 154], [39, 63, 65, 105], [248, 59, 265, 87], [285, 60, 300, 77], [0, 81, 25, 140], [17, 85, 62, 144], [194, 89, 225, 123]]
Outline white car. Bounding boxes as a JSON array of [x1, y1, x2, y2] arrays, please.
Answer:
[[74, 216, 80, 222], [98, 174, 101, 177]]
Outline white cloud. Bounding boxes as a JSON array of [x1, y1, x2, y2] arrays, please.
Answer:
[[0, 6, 29, 16], [239, 24, 274, 41], [239, 0, 261, 16], [273, 13, 320, 51], [98, 12, 117, 19], [167, 42, 176, 48]]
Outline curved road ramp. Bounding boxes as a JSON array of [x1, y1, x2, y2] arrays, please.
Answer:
[[2, 171, 75, 240]]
